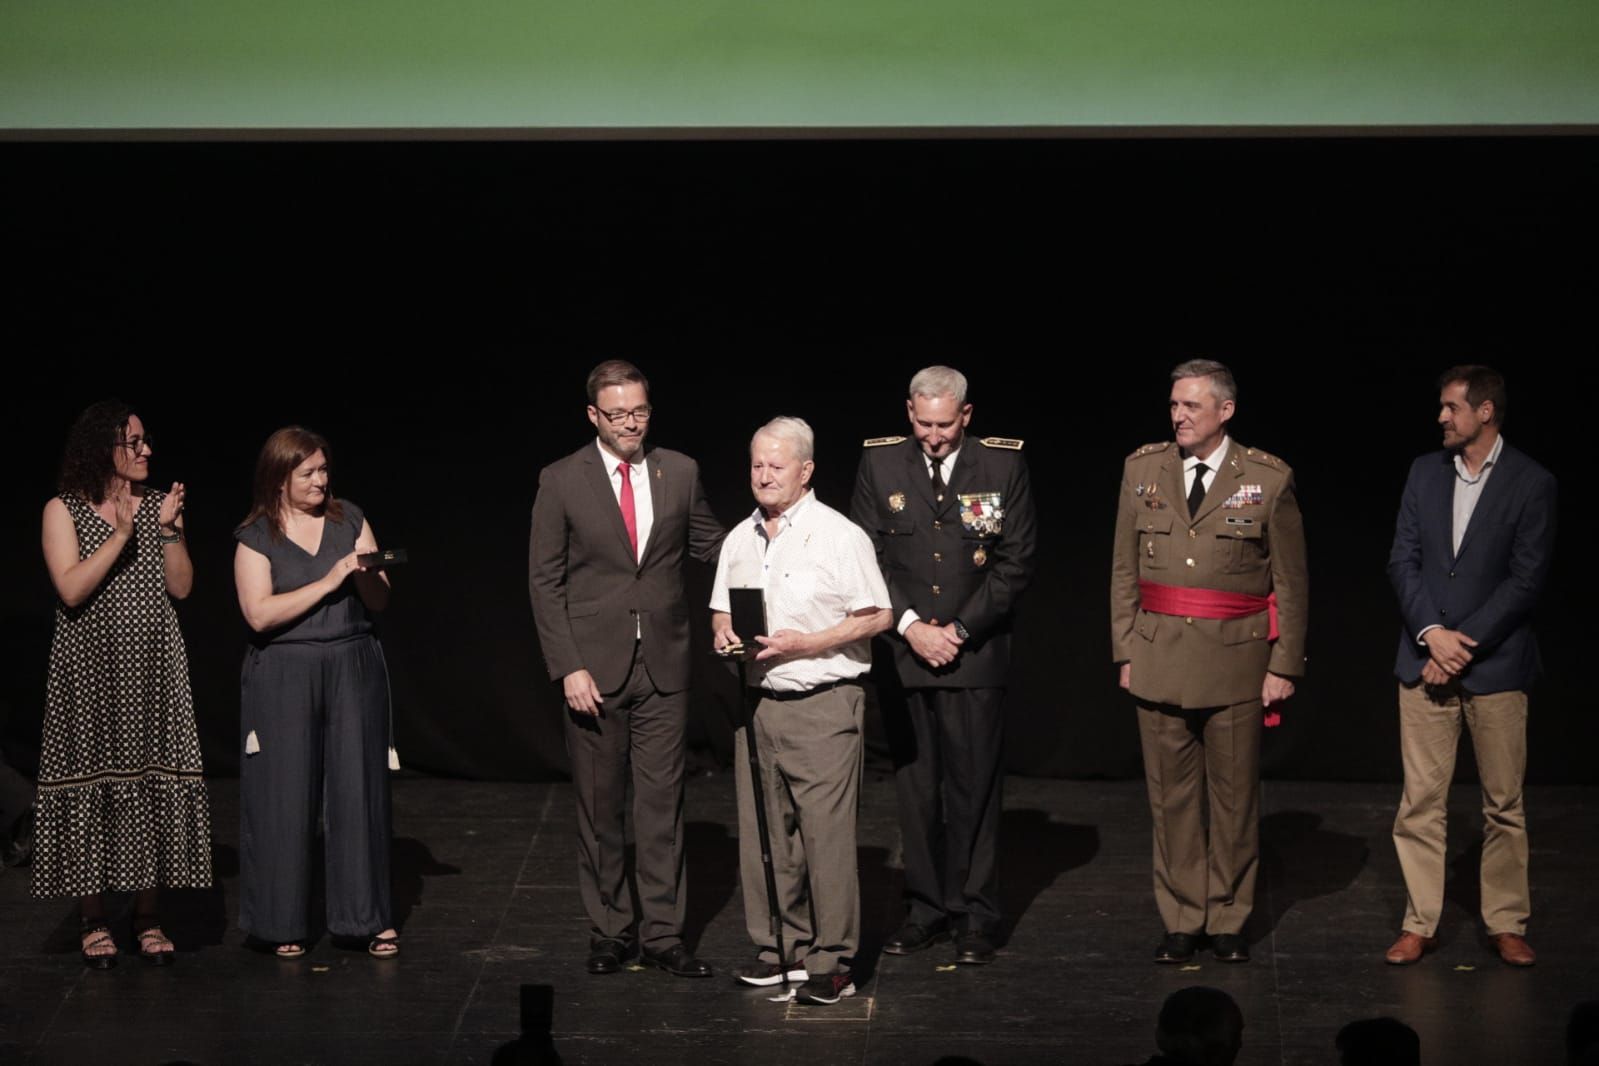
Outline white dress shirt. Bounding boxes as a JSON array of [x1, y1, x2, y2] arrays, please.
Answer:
[[1183, 436, 1230, 500], [1417, 433, 1505, 644], [1451, 433, 1504, 555]]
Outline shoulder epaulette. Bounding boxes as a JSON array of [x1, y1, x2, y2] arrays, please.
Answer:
[[863, 435, 907, 448], [978, 436, 1023, 450], [1241, 447, 1284, 470], [1127, 441, 1173, 459]]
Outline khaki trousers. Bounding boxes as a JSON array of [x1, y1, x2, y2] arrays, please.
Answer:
[[1393, 680, 1529, 937], [1136, 699, 1262, 937]]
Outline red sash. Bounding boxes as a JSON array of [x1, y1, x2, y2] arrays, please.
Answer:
[[1137, 581, 1278, 641]]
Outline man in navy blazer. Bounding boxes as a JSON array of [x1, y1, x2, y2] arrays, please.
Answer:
[[1384, 365, 1556, 968]]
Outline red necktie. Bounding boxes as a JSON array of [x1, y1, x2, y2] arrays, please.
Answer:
[[618, 462, 639, 561]]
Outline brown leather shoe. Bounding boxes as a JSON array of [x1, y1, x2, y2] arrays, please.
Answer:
[[1383, 932, 1437, 965], [1491, 933, 1536, 967]]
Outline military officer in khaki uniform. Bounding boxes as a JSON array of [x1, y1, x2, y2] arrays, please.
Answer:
[[1110, 359, 1308, 965]]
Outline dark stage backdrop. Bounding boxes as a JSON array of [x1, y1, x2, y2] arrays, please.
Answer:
[[2, 137, 1593, 785]]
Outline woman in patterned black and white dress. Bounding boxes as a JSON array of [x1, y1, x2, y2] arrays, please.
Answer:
[[35, 401, 213, 968]]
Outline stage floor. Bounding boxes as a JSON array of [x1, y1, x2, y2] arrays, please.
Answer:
[[2, 771, 1593, 1065]]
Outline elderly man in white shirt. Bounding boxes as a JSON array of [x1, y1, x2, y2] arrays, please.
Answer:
[[711, 416, 892, 1007]]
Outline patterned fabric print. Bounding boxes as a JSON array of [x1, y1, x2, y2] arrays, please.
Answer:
[[32, 492, 213, 898]]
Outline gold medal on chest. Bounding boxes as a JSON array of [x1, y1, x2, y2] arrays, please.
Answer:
[[888, 491, 906, 513], [973, 546, 988, 567]]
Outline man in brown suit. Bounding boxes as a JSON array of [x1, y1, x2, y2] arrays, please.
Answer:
[[529, 360, 724, 978], [1110, 359, 1308, 965]]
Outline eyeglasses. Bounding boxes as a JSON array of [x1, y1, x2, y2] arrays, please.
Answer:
[[116, 435, 153, 453], [595, 406, 653, 425]]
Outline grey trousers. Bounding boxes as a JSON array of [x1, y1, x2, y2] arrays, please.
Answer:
[[734, 682, 864, 977], [1137, 698, 1262, 937], [239, 636, 392, 942], [563, 650, 688, 951]]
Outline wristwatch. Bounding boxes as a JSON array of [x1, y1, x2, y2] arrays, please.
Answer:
[[952, 619, 970, 641], [158, 527, 183, 545]]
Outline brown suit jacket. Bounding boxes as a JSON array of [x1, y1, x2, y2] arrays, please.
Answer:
[[1110, 440, 1309, 708], [529, 443, 724, 695]]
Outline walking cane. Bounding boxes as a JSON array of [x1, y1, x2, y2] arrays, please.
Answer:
[[730, 646, 792, 996]]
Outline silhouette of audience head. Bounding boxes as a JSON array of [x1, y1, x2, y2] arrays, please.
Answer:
[[1569, 1001, 1599, 1066], [1155, 986, 1244, 1066], [1335, 1017, 1420, 1066]]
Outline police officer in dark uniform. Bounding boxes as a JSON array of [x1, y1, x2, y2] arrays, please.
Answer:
[[850, 366, 1037, 965]]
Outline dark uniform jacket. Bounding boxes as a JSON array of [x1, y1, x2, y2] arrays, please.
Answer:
[[851, 435, 1037, 689], [1110, 439, 1309, 709]]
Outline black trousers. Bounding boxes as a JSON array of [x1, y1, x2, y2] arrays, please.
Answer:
[[885, 686, 1005, 934]]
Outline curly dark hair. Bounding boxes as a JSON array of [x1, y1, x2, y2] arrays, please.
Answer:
[[58, 399, 135, 504]]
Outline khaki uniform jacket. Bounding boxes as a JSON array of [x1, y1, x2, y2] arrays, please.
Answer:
[[1110, 440, 1308, 708]]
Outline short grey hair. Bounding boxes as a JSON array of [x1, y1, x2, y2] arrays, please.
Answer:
[[909, 365, 968, 406], [1170, 359, 1237, 405], [752, 416, 815, 462]]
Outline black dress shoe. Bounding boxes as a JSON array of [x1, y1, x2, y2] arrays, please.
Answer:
[[642, 944, 714, 978], [1211, 934, 1250, 963], [883, 922, 951, 956], [1154, 933, 1198, 964], [954, 930, 996, 965], [586, 938, 631, 975]]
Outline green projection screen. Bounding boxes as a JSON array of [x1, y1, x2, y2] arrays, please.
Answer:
[[4, 0, 1598, 132]]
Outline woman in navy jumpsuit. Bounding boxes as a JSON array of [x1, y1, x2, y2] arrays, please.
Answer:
[[233, 426, 397, 958]]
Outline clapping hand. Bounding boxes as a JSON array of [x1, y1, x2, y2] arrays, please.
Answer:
[[111, 482, 137, 539], [158, 482, 186, 531]]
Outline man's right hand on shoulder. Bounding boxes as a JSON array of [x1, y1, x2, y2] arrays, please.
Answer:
[[563, 669, 604, 716]]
